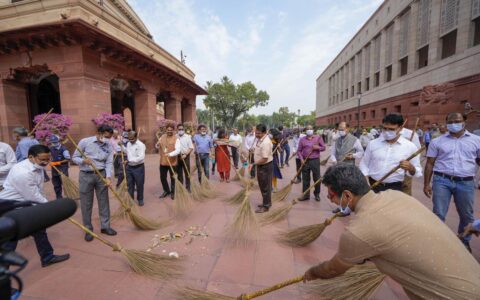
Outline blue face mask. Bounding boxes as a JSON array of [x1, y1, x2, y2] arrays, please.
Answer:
[[447, 122, 464, 133], [339, 193, 351, 214]]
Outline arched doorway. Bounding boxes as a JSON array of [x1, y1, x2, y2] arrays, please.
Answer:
[[27, 73, 61, 126], [110, 78, 140, 131]]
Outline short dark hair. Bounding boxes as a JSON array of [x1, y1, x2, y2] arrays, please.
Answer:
[[177, 123, 184, 129], [165, 123, 175, 130], [217, 128, 226, 139], [278, 125, 284, 131], [97, 125, 114, 134], [446, 112, 465, 121], [128, 131, 137, 138], [322, 163, 370, 196], [383, 113, 404, 126], [13, 127, 28, 137], [197, 124, 206, 130], [28, 144, 51, 157], [256, 123, 267, 133], [269, 128, 282, 142], [245, 126, 252, 133]]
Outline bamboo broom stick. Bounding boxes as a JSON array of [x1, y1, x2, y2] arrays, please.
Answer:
[[29, 108, 54, 136], [51, 164, 79, 201], [67, 134, 165, 230], [180, 156, 208, 201]]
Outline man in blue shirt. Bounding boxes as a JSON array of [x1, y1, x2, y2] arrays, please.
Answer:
[[424, 112, 480, 252], [49, 135, 71, 199], [72, 125, 116, 242], [192, 124, 214, 182], [13, 127, 39, 162]]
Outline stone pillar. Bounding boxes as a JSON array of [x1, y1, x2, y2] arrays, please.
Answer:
[[456, 0, 472, 53], [165, 93, 182, 122], [407, 1, 419, 72], [0, 80, 29, 145], [391, 17, 401, 82], [135, 89, 157, 150], [59, 75, 111, 145], [182, 98, 196, 122], [428, 1, 442, 64]]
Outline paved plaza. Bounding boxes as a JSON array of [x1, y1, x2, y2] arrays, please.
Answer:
[[17, 147, 480, 300]]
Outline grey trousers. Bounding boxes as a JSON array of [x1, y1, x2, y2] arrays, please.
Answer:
[[79, 170, 110, 230]]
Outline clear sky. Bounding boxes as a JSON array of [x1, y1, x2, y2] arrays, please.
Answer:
[[129, 0, 382, 115]]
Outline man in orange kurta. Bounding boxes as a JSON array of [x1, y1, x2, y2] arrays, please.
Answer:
[[157, 124, 181, 200]]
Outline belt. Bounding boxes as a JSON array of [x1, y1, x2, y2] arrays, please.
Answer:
[[369, 177, 402, 187], [81, 169, 105, 174], [128, 163, 144, 168], [434, 171, 473, 182]]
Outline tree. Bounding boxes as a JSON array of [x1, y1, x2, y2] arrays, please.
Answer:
[[271, 107, 296, 127], [257, 114, 272, 128], [297, 111, 316, 127], [236, 113, 258, 131], [196, 108, 210, 126], [204, 76, 269, 129]]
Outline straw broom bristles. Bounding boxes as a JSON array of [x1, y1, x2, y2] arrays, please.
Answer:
[[319, 155, 331, 166], [259, 200, 297, 226], [68, 218, 183, 280], [224, 186, 248, 205], [51, 165, 79, 201], [302, 264, 385, 300], [181, 157, 207, 202], [67, 134, 165, 230], [225, 189, 259, 245], [199, 166, 217, 197], [165, 157, 194, 219], [112, 181, 136, 221], [276, 214, 338, 247]]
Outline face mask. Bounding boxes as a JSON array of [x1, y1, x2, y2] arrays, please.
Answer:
[[447, 123, 464, 133], [122, 138, 128, 144], [339, 192, 351, 214], [306, 130, 314, 136], [34, 163, 47, 170], [382, 130, 398, 141], [129, 140, 136, 144], [178, 130, 185, 136], [339, 130, 346, 137], [98, 136, 107, 143], [201, 132, 206, 136], [51, 143, 60, 148], [268, 134, 273, 139]]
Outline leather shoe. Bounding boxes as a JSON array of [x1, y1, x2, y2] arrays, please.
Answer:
[[255, 206, 269, 213], [293, 179, 301, 184], [314, 195, 321, 202], [84, 233, 94, 242], [42, 254, 70, 267], [332, 207, 341, 213], [171, 193, 175, 200], [101, 228, 117, 236], [298, 197, 310, 201], [138, 200, 144, 206], [159, 192, 170, 198]]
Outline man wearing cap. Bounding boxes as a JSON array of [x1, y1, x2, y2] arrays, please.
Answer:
[[49, 135, 71, 199]]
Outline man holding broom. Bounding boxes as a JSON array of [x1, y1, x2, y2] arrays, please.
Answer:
[[49, 134, 71, 199], [158, 123, 182, 200], [192, 124, 214, 183], [359, 113, 422, 193], [304, 163, 480, 299], [72, 125, 117, 241], [125, 131, 146, 206], [176, 123, 194, 191], [252, 123, 273, 213]]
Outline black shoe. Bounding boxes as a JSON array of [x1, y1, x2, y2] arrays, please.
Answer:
[[293, 179, 301, 184], [314, 195, 320, 202], [159, 192, 170, 198], [84, 233, 94, 242], [286, 163, 290, 167], [464, 242, 472, 253], [171, 193, 175, 200], [298, 196, 309, 201], [101, 228, 117, 236], [42, 254, 70, 267], [138, 200, 144, 206]]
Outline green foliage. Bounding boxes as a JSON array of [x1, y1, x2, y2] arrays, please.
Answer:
[[297, 111, 316, 127], [236, 113, 258, 130], [203, 76, 269, 129], [196, 108, 210, 126], [271, 107, 296, 127]]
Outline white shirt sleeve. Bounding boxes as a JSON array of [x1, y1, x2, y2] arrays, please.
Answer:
[[330, 142, 337, 162], [168, 140, 182, 157], [0, 145, 17, 175], [127, 143, 146, 164], [352, 139, 364, 159], [359, 143, 371, 176], [10, 170, 48, 203]]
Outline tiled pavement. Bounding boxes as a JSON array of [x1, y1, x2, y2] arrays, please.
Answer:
[[16, 148, 480, 300]]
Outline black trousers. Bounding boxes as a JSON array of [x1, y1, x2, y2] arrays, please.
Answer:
[[177, 155, 191, 191], [257, 161, 273, 208], [127, 164, 145, 201], [231, 147, 239, 169], [369, 177, 403, 193], [160, 165, 175, 195], [249, 153, 256, 178], [295, 158, 302, 181], [302, 158, 321, 197], [51, 167, 68, 199]]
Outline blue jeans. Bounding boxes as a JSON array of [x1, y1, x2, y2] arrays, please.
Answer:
[[196, 153, 210, 182], [432, 175, 475, 243]]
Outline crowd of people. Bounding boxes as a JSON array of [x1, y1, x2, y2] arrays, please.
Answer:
[[1, 110, 480, 298]]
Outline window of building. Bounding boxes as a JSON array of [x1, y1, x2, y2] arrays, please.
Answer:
[[473, 17, 480, 46], [381, 108, 387, 117], [355, 113, 359, 121], [365, 77, 370, 91], [385, 65, 392, 82], [343, 115, 347, 121], [362, 111, 366, 120], [345, 89, 348, 100], [394, 105, 401, 113], [399, 57, 408, 76], [371, 110, 376, 119], [349, 114, 352, 121], [417, 45, 429, 68], [341, 92, 343, 101], [357, 82, 362, 94], [374, 72, 380, 87], [441, 29, 457, 59], [351, 86, 354, 97], [411, 101, 419, 107]]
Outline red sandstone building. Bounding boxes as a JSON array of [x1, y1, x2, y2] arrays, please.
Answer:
[[316, 0, 480, 130], [0, 0, 206, 149]]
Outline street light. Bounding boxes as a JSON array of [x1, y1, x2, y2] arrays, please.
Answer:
[[357, 93, 361, 130]]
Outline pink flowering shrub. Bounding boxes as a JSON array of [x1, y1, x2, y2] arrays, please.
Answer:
[[156, 118, 177, 138], [33, 113, 72, 142], [92, 113, 125, 131]]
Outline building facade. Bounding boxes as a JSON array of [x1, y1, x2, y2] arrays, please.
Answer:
[[0, 0, 206, 150], [316, 0, 480, 130]]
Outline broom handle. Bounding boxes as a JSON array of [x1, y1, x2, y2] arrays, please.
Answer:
[[68, 218, 116, 249], [239, 276, 305, 299], [29, 108, 54, 136], [291, 150, 313, 183], [300, 177, 323, 197], [370, 146, 425, 189], [66, 134, 129, 210], [410, 117, 420, 141], [120, 144, 127, 180]]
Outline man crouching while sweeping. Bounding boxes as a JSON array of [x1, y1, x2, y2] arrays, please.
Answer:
[[304, 163, 480, 299]]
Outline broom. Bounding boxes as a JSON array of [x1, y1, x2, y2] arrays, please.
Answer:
[[302, 264, 386, 300], [67, 134, 166, 230], [175, 265, 384, 300], [277, 146, 426, 247], [112, 148, 136, 221], [28, 108, 54, 136], [68, 218, 183, 280], [164, 151, 194, 218], [180, 157, 208, 202], [217, 141, 251, 187], [319, 154, 331, 166], [271, 150, 313, 203], [51, 164, 79, 201], [224, 187, 259, 245], [231, 152, 248, 182]]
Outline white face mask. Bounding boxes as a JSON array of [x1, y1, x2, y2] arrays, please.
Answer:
[[268, 134, 273, 139], [339, 130, 346, 137], [306, 130, 314, 136], [178, 130, 185, 136], [382, 130, 398, 141], [201, 131, 206, 136], [98, 136, 107, 143], [34, 163, 47, 170]]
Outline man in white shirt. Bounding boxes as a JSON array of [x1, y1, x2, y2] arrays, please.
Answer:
[[0, 144, 70, 267], [0, 141, 16, 191], [359, 114, 422, 193], [370, 126, 379, 138], [176, 123, 194, 192], [229, 128, 242, 169], [125, 131, 146, 206], [243, 126, 257, 178]]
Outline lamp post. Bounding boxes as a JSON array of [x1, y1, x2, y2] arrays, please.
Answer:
[[357, 93, 361, 130]]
